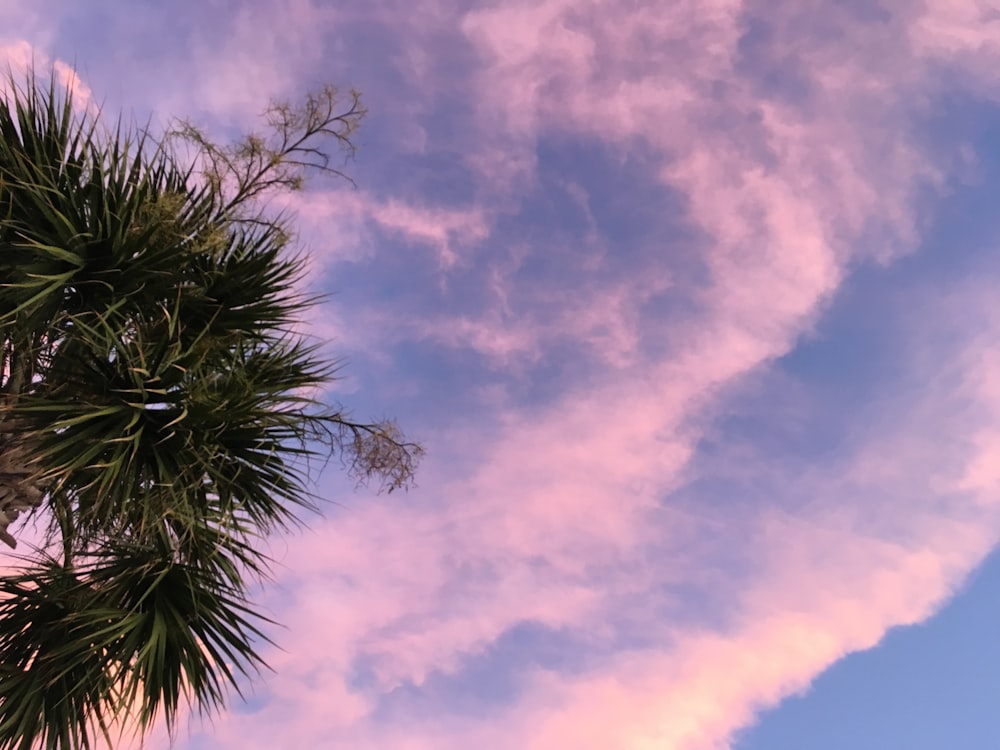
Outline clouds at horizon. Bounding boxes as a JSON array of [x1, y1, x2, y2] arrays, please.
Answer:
[[4, 1, 1000, 748]]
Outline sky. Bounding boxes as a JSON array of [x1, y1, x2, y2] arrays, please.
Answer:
[[3, 0, 1000, 748]]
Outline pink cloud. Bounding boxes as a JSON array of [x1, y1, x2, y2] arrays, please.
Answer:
[[911, 0, 1000, 94], [403, 264, 674, 369], [281, 189, 489, 273], [501, 505, 998, 750], [0, 39, 36, 73], [0, 41, 95, 111]]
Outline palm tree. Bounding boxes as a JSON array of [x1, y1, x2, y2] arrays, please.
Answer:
[[0, 70, 419, 749]]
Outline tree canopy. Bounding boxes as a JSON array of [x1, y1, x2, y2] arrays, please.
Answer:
[[0, 69, 420, 749]]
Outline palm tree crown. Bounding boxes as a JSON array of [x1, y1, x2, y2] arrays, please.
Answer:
[[0, 70, 419, 749]]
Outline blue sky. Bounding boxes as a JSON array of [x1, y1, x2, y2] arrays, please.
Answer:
[[3, 1, 1000, 748]]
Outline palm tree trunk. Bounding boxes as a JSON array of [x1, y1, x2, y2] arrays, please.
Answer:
[[0, 422, 44, 548], [0, 333, 45, 548]]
